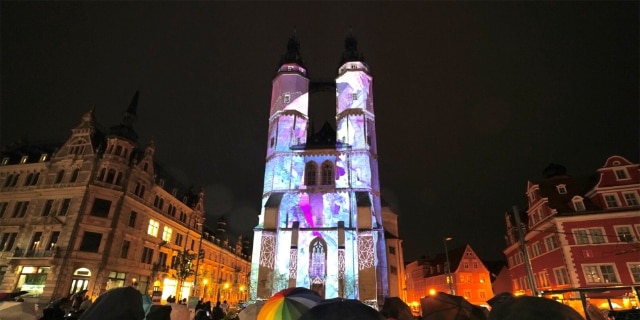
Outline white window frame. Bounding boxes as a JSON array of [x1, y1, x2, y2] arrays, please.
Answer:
[[614, 168, 630, 180], [604, 194, 620, 208], [556, 184, 567, 194], [623, 192, 639, 206], [573, 227, 606, 244], [614, 225, 634, 242], [544, 235, 560, 251], [627, 262, 640, 283], [582, 264, 620, 284], [162, 226, 172, 242], [147, 219, 159, 237], [572, 196, 586, 212], [553, 267, 570, 286]]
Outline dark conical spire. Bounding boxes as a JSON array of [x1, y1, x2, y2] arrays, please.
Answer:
[[279, 29, 305, 68], [109, 91, 139, 142], [340, 28, 364, 65]]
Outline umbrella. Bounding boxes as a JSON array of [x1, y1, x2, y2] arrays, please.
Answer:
[[381, 297, 414, 320], [257, 287, 322, 320], [79, 286, 145, 320], [0, 291, 29, 301], [487, 292, 583, 320], [421, 292, 487, 320], [298, 298, 385, 320], [238, 300, 265, 320]]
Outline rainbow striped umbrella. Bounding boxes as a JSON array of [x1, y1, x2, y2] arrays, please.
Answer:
[[257, 287, 322, 320]]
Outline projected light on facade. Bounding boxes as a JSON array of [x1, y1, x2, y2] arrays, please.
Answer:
[[250, 35, 388, 307]]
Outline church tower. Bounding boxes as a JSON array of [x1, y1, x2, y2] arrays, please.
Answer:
[[250, 34, 388, 307]]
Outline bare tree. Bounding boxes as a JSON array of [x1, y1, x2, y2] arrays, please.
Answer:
[[171, 249, 196, 300]]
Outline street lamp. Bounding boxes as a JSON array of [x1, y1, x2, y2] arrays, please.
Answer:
[[444, 237, 454, 295]]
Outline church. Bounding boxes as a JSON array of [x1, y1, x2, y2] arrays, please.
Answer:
[[249, 34, 404, 307]]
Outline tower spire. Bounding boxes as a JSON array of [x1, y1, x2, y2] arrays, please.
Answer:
[[278, 29, 305, 68], [108, 91, 139, 142], [340, 28, 364, 65]]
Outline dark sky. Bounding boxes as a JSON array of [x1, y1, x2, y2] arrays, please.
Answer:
[[1, 2, 638, 262]]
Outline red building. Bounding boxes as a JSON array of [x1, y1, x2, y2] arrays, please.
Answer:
[[503, 155, 639, 311]]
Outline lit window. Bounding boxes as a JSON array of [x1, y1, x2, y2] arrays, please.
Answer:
[[162, 226, 173, 242], [556, 184, 567, 194], [148, 219, 160, 237], [1, 158, 9, 165], [604, 194, 619, 208], [39, 154, 48, 162], [583, 264, 619, 284], [20, 156, 28, 164]]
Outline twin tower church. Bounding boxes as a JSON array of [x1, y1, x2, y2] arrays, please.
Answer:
[[249, 34, 404, 307]]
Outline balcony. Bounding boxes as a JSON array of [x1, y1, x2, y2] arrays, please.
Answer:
[[6, 248, 60, 259]]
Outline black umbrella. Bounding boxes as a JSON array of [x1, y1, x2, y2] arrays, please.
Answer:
[[381, 297, 414, 320], [0, 290, 29, 301], [299, 298, 385, 320], [421, 292, 487, 320], [487, 292, 583, 320]]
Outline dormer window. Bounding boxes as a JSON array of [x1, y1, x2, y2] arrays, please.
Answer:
[[158, 179, 165, 188], [615, 169, 629, 180], [20, 156, 28, 164], [556, 184, 567, 194], [39, 154, 48, 162], [287, 66, 293, 71], [572, 196, 586, 212], [1, 158, 8, 165], [284, 94, 291, 104], [604, 194, 619, 208]]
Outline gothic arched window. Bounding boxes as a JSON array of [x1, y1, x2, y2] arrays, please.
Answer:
[[70, 169, 80, 183], [321, 162, 333, 185], [305, 162, 317, 186]]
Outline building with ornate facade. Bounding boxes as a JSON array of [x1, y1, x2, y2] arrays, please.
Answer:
[[405, 244, 494, 310], [249, 35, 403, 307], [502, 155, 639, 310], [0, 93, 251, 305]]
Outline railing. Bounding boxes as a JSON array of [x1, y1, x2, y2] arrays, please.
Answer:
[[9, 248, 60, 258]]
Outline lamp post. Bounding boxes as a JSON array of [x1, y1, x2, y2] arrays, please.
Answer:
[[444, 237, 454, 295]]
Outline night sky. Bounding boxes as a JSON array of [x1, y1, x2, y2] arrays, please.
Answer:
[[1, 2, 638, 262]]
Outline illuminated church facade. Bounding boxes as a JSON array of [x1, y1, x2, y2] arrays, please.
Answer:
[[249, 35, 397, 307]]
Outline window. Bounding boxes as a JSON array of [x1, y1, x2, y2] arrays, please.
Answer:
[[390, 265, 397, 275], [538, 272, 550, 287], [479, 290, 486, 299], [79, 232, 102, 252], [305, 162, 317, 186], [554, 268, 570, 286], [42, 200, 54, 216], [128, 211, 137, 228], [623, 193, 639, 206], [556, 184, 567, 194], [12, 201, 29, 218], [141, 247, 154, 264], [574, 228, 606, 244], [90, 198, 111, 218], [604, 194, 619, 208], [615, 226, 634, 242], [573, 199, 586, 211], [148, 219, 159, 237], [106, 169, 116, 184], [108, 271, 127, 288], [544, 235, 560, 251], [463, 290, 471, 299], [0, 202, 8, 218], [20, 156, 28, 163], [69, 169, 79, 183], [29, 232, 42, 251], [121, 240, 130, 259], [583, 264, 619, 284], [47, 232, 60, 250], [162, 227, 173, 242], [615, 169, 629, 180], [389, 246, 396, 255], [59, 199, 71, 216], [0, 233, 17, 251], [628, 263, 640, 283], [134, 183, 145, 198], [351, 93, 358, 101], [158, 252, 168, 267], [175, 233, 183, 246], [321, 162, 333, 185], [55, 170, 65, 184], [531, 242, 542, 257]]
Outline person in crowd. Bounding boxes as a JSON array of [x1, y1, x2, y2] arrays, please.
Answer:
[[79, 295, 92, 312], [211, 301, 226, 320], [220, 300, 229, 314]]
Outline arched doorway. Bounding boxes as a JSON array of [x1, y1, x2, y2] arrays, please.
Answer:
[[309, 238, 327, 298], [69, 267, 91, 296]]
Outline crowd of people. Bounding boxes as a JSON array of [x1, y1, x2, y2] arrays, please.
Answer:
[[191, 299, 230, 320]]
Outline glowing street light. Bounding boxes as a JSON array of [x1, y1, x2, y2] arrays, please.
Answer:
[[444, 237, 454, 295]]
